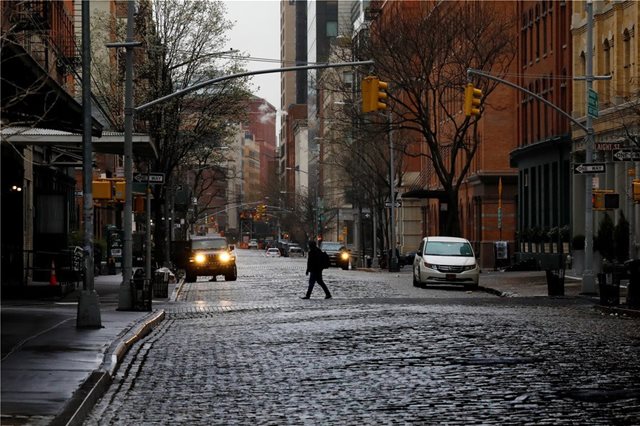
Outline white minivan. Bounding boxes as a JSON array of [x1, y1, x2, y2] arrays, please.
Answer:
[[412, 236, 479, 290]]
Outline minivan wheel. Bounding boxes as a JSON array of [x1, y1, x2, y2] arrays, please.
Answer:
[[412, 268, 421, 287]]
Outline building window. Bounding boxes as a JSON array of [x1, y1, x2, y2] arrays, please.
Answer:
[[603, 39, 611, 103], [623, 29, 631, 88], [326, 21, 337, 37], [542, 11, 547, 54], [535, 4, 540, 60], [521, 15, 528, 67]]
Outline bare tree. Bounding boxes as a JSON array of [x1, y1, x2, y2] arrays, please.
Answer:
[[356, 1, 516, 236], [91, 0, 252, 262]]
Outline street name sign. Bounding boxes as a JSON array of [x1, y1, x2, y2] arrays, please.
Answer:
[[133, 172, 165, 184], [573, 163, 605, 174], [613, 150, 640, 162], [595, 142, 623, 151], [588, 88, 599, 118]]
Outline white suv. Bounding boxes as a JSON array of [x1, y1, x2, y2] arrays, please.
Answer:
[[412, 236, 479, 290]]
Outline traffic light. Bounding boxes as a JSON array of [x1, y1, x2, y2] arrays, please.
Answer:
[[463, 83, 482, 117], [361, 76, 388, 113]]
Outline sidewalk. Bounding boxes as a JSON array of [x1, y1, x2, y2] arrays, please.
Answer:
[[1, 274, 180, 426], [1, 270, 637, 426]]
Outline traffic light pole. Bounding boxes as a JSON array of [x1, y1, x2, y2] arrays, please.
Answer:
[[106, 0, 142, 310], [388, 111, 399, 272]]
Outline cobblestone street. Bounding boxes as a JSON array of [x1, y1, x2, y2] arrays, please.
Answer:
[[86, 250, 640, 425]]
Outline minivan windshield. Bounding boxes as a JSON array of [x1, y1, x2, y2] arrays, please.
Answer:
[[192, 239, 227, 250], [424, 241, 473, 257]]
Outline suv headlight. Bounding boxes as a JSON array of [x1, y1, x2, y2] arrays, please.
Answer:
[[462, 263, 477, 271], [340, 252, 349, 260], [219, 252, 231, 263], [195, 253, 206, 264]]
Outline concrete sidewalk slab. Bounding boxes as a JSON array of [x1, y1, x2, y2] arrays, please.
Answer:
[[1, 273, 174, 426]]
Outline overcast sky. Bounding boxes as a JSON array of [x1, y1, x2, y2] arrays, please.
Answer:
[[223, 0, 281, 112]]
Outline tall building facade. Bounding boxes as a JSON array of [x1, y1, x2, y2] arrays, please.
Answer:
[[1, 0, 104, 287], [511, 0, 573, 261], [280, 0, 307, 202], [571, 0, 640, 262]]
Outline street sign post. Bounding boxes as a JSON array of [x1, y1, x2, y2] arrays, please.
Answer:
[[573, 163, 605, 174], [133, 172, 165, 184], [613, 150, 640, 162], [588, 88, 599, 118]]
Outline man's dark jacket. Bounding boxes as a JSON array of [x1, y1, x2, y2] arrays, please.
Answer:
[[306, 246, 324, 274]]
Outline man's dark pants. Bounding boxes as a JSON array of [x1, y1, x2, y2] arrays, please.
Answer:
[[306, 271, 331, 298]]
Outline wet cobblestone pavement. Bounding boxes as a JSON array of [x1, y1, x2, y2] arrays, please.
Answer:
[[85, 250, 640, 425]]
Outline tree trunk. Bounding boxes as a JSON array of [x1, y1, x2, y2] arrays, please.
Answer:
[[444, 190, 461, 237]]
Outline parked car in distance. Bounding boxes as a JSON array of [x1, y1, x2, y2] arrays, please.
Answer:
[[265, 247, 281, 257], [412, 236, 479, 290], [185, 235, 237, 282], [248, 239, 258, 249], [288, 244, 305, 257], [320, 241, 351, 270]]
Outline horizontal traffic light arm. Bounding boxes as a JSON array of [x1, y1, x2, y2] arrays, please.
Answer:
[[466, 68, 588, 133]]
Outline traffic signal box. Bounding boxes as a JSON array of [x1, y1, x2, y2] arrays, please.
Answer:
[[361, 76, 388, 113], [114, 181, 126, 201], [633, 180, 640, 203], [463, 83, 482, 117], [92, 181, 112, 199], [92, 179, 128, 202], [592, 189, 619, 211]]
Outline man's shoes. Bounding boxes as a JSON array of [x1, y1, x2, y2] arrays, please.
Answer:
[[300, 296, 310, 299], [325, 295, 332, 299]]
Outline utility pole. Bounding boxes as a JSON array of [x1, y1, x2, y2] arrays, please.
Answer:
[[582, 0, 596, 294], [77, 0, 101, 328]]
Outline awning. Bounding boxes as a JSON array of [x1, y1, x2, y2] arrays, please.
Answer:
[[1, 128, 157, 161], [1, 43, 104, 137]]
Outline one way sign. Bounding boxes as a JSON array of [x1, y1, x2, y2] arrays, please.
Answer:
[[573, 163, 606, 174], [613, 150, 640, 162], [133, 172, 165, 184]]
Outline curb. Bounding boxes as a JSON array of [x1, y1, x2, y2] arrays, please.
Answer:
[[479, 286, 509, 297], [595, 304, 640, 318], [54, 310, 166, 426]]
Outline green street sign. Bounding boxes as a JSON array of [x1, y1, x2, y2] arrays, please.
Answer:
[[588, 88, 599, 118]]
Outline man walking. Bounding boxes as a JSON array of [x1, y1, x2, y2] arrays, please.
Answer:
[[301, 240, 332, 299]]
